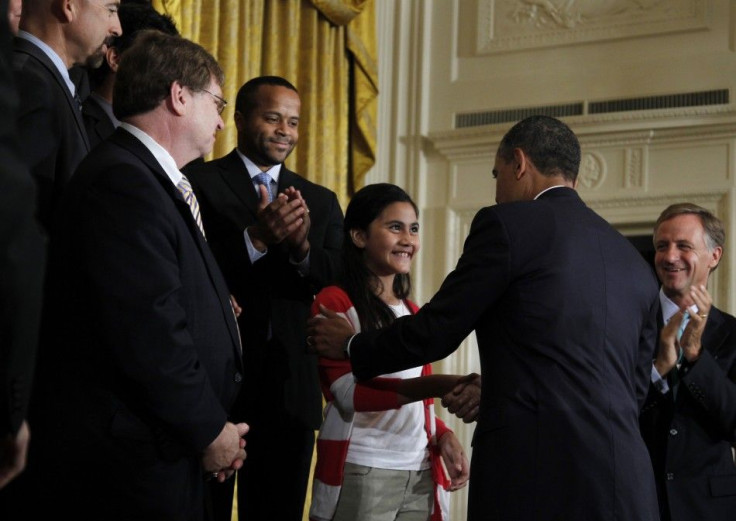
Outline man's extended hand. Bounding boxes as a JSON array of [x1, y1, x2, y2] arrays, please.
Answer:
[[441, 373, 481, 423], [305, 305, 355, 359]]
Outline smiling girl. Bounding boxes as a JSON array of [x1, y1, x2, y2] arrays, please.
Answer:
[[309, 183, 470, 521]]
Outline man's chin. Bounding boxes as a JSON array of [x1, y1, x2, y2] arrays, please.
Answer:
[[85, 52, 105, 70]]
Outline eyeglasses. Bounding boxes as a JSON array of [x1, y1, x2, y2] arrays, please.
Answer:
[[201, 89, 228, 115]]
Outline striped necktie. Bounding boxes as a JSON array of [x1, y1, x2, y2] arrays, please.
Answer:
[[177, 175, 206, 239]]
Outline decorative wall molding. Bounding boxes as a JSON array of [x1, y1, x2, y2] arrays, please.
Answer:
[[624, 148, 645, 189], [578, 152, 607, 190], [477, 0, 710, 54], [429, 107, 736, 161], [586, 190, 725, 213]]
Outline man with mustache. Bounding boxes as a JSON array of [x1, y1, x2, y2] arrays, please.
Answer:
[[640, 203, 736, 521], [12, 0, 121, 229], [185, 75, 344, 521]]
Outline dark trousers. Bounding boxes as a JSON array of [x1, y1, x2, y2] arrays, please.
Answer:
[[209, 412, 315, 521]]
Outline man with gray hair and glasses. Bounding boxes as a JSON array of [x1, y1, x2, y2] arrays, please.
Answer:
[[17, 31, 247, 521]]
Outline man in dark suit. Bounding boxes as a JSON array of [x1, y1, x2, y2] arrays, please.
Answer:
[[83, 1, 178, 148], [0, 0, 46, 491], [12, 0, 121, 229], [185, 76, 344, 521], [22, 31, 248, 521], [640, 203, 736, 521], [308, 115, 661, 521]]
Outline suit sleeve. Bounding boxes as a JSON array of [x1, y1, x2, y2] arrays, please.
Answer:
[[636, 296, 660, 411], [80, 164, 227, 452], [681, 345, 736, 440], [0, 40, 46, 437], [306, 189, 344, 287], [313, 287, 401, 414], [12, 61, 60, 229], [351, 207, 512, 379]]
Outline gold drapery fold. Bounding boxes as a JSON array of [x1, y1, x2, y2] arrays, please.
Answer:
[[345, 6, 377, 193], [310, 0, 378, 192], [151, 0, 376, 205], [309, 0, 366, 24]]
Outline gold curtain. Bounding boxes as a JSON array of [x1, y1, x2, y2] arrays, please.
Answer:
[[151, 0, 377, 207]]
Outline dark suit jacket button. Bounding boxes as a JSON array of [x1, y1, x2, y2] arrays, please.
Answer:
[[234, 372, 242, 383], [669, 428, 678, 436], [666, 472, 675, 480]]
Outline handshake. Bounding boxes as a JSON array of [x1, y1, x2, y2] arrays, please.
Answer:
[[442, 373, 481, 423]]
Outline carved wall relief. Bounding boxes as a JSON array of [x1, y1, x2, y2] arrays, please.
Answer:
[[578, 151, 607, 190], [477, 0, 710, 53]]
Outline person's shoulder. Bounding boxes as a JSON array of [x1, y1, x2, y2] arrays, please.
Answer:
[[711, 305, 736, 328], [183, 151, 235, 181], [13, 40, 53, 80], [82, 96, 105, 118], [405, 299, 420, 314], [315, 285, 352, 309], [474, 200, 540, 225], [282, 168, 337, 198], [76, 134, 145, 177]]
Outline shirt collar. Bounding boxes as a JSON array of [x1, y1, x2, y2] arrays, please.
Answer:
[[659, 287, 699, 323], [17, 30, 76, 96], [89, 92, 120, 127], [119, 122, 182, 187], [534, 185, 567, 200], [235, 148, 282, 184]]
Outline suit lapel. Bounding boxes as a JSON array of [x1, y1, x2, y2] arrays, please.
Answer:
[[277, 167, 300, 193], [83, 97, 115, 144], [702, 307, 728, 359], [15, 38, 91, 151], [217, 150, 261, 217], [111, 130, 242, 360]]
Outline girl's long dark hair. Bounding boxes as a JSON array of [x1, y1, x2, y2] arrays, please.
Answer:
[[341, 183, 419, 331]]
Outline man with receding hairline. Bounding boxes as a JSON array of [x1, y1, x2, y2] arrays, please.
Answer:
[[12, 0, 120, 229]]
